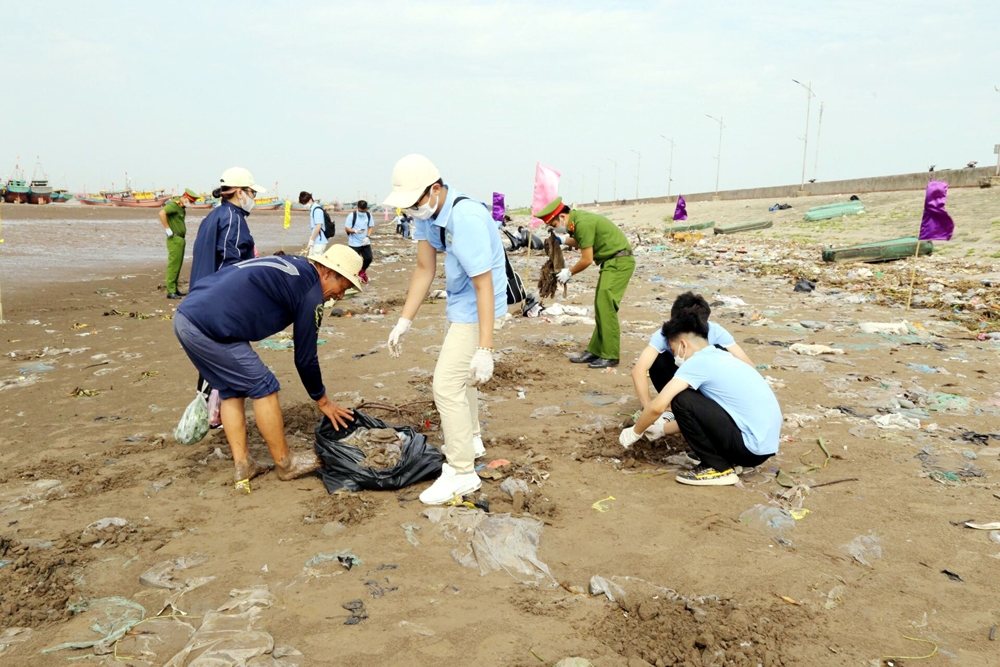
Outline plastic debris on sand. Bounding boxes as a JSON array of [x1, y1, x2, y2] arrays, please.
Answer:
[[423, 507, 555, 584]]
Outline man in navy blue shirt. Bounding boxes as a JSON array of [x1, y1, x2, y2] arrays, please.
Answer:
[[174, 245, 362, 490]]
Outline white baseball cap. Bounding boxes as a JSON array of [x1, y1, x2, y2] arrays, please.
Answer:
[[311, 244, 364, 291], [220, 167, 267, 193], [381, 154, 440, 208]]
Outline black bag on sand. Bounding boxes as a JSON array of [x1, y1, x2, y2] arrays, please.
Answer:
[[314, 410, 444, 493]]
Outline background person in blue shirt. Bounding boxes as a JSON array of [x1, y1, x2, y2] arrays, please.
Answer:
[[382, 154, 507, 505], [345, 200, 375, 284], [301, 191, 328, 255], [174, 246, 362, 490], [630, 292, 754, 409], [190, 167, 263, 290], [619, 303, 782, 487]]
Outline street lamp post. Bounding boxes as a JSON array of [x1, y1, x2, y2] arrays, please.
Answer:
[[813, 101, 824, 181], [630, 149, 641, 202], [607, 158, 618, 201], [660, 135, 675, 197], [792, 79, 815, 190], [593, 165, 601, 202], [706, 114, 725, 195]]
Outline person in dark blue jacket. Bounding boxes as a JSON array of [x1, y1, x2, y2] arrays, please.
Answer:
[[174, 245, 363, 490], [189, 167, 263, 290]]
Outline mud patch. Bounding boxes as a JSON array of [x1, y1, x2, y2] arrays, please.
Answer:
[[481, 355, 547, 391], [303, 492, 381, 526], [582, 424, 691, 468], [0, 537, 82, 628], [0, 519, 154, 629], [593, 595, 811, 666]]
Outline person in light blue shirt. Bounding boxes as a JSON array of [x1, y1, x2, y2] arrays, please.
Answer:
[[301, 191, 328, 255], [620, 299, 781, 487], [382, 154, 507, 506], [345, 200, 375, 283], [630, 292, 753, 408]]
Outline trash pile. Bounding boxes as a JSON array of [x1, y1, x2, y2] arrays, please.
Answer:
[[340, 427, 405, 470]]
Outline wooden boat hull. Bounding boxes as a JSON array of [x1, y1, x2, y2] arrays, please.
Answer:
[[4, 188, 29, 204], [714, 220, 773, 235], [822, 237, 933, 263], [666, 220, 715, 233]]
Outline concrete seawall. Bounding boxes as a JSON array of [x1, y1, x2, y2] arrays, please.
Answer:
[[595, 166, 997, 207]]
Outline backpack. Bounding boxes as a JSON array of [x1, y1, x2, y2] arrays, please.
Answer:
[[347, 211, 372, 235], [447, 197, 528, 306], [316, 205, 335, 238]]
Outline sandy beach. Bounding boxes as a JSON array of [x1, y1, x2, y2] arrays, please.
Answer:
[[2, 188, 1000, 666]]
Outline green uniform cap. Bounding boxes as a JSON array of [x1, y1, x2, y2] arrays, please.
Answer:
[[535, 196, 563, 220], [184, 188, 199, 199]]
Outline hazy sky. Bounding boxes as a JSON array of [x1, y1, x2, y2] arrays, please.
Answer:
[[3, 1, 997, 206]]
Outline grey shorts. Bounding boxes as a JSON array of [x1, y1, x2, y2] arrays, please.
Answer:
[[173, 311, 281, 400]]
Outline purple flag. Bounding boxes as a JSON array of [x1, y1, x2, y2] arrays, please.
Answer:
[[918, 180, 954, 241], [492, 192, 505, 223], [673, 195, 688, 221]]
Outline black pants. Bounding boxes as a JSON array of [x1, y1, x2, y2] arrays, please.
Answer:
[[353, 245, 373, 272], [672, 388, 773, 472]]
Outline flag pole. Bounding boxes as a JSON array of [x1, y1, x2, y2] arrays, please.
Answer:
[[905, 239, 921, 310], [0, 199, 4, 323]]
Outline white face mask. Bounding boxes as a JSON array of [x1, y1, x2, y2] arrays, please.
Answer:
[[240, 190, 255, 214], [673, 343, 686, 367], [407, 187, 437, 220]]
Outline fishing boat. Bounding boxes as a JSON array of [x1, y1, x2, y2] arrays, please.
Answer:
[[51, 190, 73, 203], [4, 178, 29, 203], [187, 195, 219, 210], [4, 162, 30, 203], [78, 192, 112, 206], [253, 196, 283, 211], [26, 161, 53, 204], [29, 180, 53, 204], [107, 190, 170, 207]]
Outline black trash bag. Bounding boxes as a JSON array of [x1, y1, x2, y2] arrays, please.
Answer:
[[793, 279, 816, 293], [313, 410, 444, 493]]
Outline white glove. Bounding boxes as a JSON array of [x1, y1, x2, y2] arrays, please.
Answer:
[[387, 318, 412, 358], [469, 348, 494, 385], [619, 426, 643, 449], [555, 233, 569, 245], [556, 268, 572, 284], [165, 227, 174, 237], [644, 411, 675, 440]]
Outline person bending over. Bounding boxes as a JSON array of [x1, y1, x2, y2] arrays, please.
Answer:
[[619, 306, 781, 486], [631, 291, 753, 409]]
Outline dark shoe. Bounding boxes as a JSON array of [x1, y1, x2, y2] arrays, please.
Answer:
[[166, 292, 183, 300], [676, 465, 738, 486], [570, 351, 599, 364], [588, 357, 619, 369]]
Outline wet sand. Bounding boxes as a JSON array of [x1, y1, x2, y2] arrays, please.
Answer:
[[2, 187, 1000, 665]]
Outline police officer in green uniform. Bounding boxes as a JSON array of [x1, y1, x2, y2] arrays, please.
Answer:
[[536, 197, 634, 368], [159, 188, 198, 299]]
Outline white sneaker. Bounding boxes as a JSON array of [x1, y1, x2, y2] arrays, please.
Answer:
[[439, 436, 487, 460], [419, 463, 482, 505]]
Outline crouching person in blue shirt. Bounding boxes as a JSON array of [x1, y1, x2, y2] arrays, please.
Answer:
[[173, 246, 362, 490], [382, 154, 507, 505], [619, 304, 782, 486]]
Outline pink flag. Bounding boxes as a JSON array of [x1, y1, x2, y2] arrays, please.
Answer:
[[530, 163, 561, 228]]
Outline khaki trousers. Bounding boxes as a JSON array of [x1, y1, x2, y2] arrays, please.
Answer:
[[432, 322, 482, 475]]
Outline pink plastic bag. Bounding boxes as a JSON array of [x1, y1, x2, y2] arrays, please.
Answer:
[[208, 389, 221, 427]]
